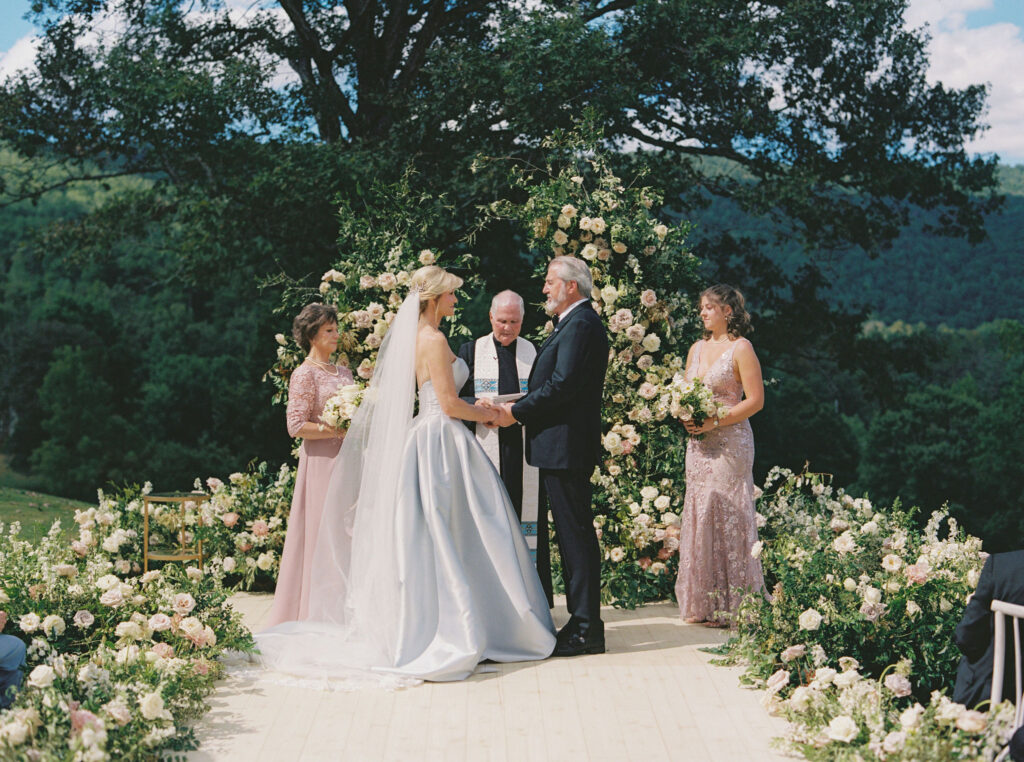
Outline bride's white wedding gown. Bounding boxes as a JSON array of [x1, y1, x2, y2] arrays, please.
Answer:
[[256, 347, 555, 684]]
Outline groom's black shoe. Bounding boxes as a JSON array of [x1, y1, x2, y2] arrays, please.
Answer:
[[553, 620, 605, 657]]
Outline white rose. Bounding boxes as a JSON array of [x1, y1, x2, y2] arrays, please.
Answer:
[[826, 715, 859, 743], [884, 673, 913, 697], [814, 667, 837, 685], [843, 577, 857, 591], [553, 230, 569, 245], [798, 608, 823, 631], [900, 704, 925, 729], [42, 615, 65, 637], [27, 664, 55, 688], [765, 668, 790, 695], [590, 217, 606, 234], [172, 592, 196, 616], [222, 557, 237, 573], [579, 216, 593, 231], [19, 613, 41, 633], [580, 243, 599, 261], [750, 541, 763, 559], [115, 621, 144, 640], [653, 223, 668, 239], [833, 670, 861, 689], [832, 532, 857, 554], [612, 241, 627, 254], [609, 547, 625, 563], [256, 552, 275, 571], [955, 710, 987, 733], [863, 586, 882, 605], [1, 720, 28, 745], [882, 554, 902, 572], [600, 285, 618, 304], [560, 204, 577, 218], [640, 486, 658, 501], [882, 731, 906, 753], [274, 333, 287, 346], [906, 600, 922, 617], [318, 281, 330, 295], [95, 574, 119, 591], [661, 511, 679, 526], [138, 692, 166, 721], [641, 334, 661, 353], [788, 686, 813, 712], [653, 495, 671, 510], [860, 520, 879, 535], [149, 613, 172, 632], [418, 249, 435, 265]]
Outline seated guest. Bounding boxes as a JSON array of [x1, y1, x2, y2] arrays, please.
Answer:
[[953, 550, 1024, 708], [0, 634, 26, 708]]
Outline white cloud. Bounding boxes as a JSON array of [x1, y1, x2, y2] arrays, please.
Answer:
[[0, 34, 39, 81], [908, 0, 1024, 164]]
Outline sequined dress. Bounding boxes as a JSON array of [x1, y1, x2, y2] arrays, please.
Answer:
[[675, 339, 765, 624], [265, 362, 354, 627]]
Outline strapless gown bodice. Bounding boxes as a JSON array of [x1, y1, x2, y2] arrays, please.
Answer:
[[416, 357, 470, 417]]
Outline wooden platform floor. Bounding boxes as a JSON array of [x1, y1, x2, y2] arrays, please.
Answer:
[[187, 593, 792, 762]]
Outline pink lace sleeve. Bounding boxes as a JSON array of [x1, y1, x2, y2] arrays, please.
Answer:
[[337, 366, 355, 386], [286, 366, 316, 437]]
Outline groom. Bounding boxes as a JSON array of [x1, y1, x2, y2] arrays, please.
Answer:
[[495, 256, 609, 656]]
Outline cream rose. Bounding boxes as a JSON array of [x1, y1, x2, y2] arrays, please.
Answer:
[[798, 608, 823, 631]]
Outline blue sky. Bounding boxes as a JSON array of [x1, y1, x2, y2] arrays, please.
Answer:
[[1, 1, 1022, 164]]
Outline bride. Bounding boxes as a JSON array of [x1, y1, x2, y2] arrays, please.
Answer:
[[256, 266, 555, 684]]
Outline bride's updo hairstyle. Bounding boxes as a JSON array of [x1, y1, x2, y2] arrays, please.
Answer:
[[410, 265, 464, 314], [701, 283, 752, 339]]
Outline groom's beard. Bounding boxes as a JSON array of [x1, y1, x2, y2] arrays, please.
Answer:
[[544, 298, 559, 315]]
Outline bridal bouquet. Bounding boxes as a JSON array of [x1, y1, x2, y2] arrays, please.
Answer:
[[666, 375, 728, 430], [321, 381, 366, 430]]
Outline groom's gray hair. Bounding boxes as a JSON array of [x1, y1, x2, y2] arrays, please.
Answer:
[[549, 256, 593, 298], [490, 289, 525, 317]]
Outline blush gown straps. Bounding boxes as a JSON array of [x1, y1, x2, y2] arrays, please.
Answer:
[[675, 339, 765, 625], [255, 288, 554, 686]]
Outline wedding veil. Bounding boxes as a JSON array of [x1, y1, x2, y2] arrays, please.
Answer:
[[254, 288, 421, 684]]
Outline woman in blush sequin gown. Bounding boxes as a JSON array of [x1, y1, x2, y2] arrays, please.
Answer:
[[265, 304, 355, 628], [675, 284, 766, 627]]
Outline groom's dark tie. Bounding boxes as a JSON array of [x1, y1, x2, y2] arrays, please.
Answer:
[[551, 314, 560, 327]]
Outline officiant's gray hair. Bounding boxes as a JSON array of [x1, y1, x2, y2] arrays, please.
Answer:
[[490, 290, 525, 317], [549, 256, 593, 297]]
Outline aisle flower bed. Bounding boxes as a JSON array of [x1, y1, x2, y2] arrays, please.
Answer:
[[726, 468, 1016, 759], [0, 505, 254, 760]]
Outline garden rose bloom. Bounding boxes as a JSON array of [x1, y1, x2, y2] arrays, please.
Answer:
[[149, 613, 172, 632], [863, 586, 882, 605], [826, 715, 859, 743], [780, 644, 806, 663], [798, 608, 823, 631], [42, 614, 66, 637], [882, 554, 902, 572], [274, 333, 287, 346], [186, 566, 204, 582], [640, 289, 657, 308], [766, 669, 790, 696], [884, 673, 913, 697], [641, 334, 661, 353], [222, 557, 237, 573], [560, 204, 577, 217], [653, 223, 668, 239], [649, 562, 666, 575], [580, 244, 599, 261], [73, 610, 95, 628], [151, 642, 175, 660], [359, 275, 377, 289], [553, 230, 569, 245], [205, 477, 224, 492], [251, 519, 270, 537], [637, 556, 652, 570], [139, 692, 166, 721], [832, 532, 857, 554], [900, 704, 925, 730], [609, 547, 625, 563], [843, 577, 857, 591], [637, 382, 658, 400], [956, 710, 987, 733], [172, 593, 197, 616], [103, 699, 131, 726], [19, 613, 40, 633], [418, 249, 435, 265], [54, 564, 77, 578], [904, 563, 928, 584], [27, 664, 55, 689], [257, 552, 275, 571], [612, 241, 627, 254], [788, 686, 813, 712], [590, 217, 606, 234], [579, 216, 593, 231], [860, 601, 886, 622], [882, 731, 906, 753], [906, 600, 922, 617], [833, 670, 860, 689], [636, 354, 653, 371]]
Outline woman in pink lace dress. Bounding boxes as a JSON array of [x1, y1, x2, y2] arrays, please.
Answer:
[[675, 284, 766, 627], [265, 304, 355, 627]]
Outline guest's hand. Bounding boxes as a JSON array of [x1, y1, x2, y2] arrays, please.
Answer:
[[684, 418, 717, 436]]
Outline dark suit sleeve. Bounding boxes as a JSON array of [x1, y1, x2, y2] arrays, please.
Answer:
[[954, 555, 996, 663], [457, 341, 476, 402], [512, 316, 604, 426]]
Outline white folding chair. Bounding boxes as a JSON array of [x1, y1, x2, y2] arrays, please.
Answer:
[[991, 599, 1024, 762]]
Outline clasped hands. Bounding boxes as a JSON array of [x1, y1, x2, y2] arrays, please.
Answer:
[[475, 398, 517, 429]]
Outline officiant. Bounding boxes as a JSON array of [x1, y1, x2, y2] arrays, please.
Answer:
[[458, 290, 553, 606]]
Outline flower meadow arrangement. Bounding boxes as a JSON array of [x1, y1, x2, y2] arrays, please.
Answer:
[[724, 468, 1016, 759], [0, 512, 253, 760]]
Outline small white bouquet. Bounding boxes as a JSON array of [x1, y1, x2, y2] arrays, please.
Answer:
[[320, 381, 366, 430], [666, 375, 728, 432]]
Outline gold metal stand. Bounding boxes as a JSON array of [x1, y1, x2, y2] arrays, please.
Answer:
[[143, 492, 207, 572]]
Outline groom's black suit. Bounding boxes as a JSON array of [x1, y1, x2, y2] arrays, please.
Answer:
[[512, 300, 608, 643]]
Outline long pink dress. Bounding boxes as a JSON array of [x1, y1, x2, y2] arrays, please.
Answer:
[[675, 339, 765, 624], [265, 362, 355, 627]]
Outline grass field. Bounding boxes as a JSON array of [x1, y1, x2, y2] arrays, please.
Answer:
[[0, 456, 90, 543]]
